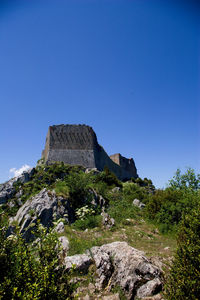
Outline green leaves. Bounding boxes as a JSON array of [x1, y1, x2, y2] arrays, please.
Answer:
[[168, 168, 200, 191], [0, 218, 74, 299], [165, 205, 200, 299]]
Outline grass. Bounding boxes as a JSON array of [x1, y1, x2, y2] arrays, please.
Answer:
[[62, 216, 176, 261]]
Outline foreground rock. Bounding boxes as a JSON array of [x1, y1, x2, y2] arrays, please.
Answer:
[[0, 168, 34, 204], [9, 188, 73, 241], [65, 242, 162, 299]]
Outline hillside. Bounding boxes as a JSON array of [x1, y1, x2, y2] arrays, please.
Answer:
[[0, 162, 200, 299]]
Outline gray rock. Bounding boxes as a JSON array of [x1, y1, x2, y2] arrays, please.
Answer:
[[85, 168, 100, 175], [58, 236, 69, 260], [0, 168, 35, 204], [101, 212, 115, 229], [10, 188, 72, 241], [89, 242, 161, 299], [136, 278, 162, 298], [111, 187, 121, 193], [65, 254, 92, 273], [89, 188, 106, 208], [133, 198, 146, 209], [54, 221, 65, 233]]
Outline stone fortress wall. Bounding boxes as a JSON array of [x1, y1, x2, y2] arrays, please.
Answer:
[[42, 124, 138, 181]]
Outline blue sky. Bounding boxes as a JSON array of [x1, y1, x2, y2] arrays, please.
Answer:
[[0, 0, 199, 187]]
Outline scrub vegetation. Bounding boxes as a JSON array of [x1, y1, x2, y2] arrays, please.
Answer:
[[0, 162, 200, 299]]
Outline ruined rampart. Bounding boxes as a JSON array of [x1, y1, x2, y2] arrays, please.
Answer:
[[42, 124, 138, 180]]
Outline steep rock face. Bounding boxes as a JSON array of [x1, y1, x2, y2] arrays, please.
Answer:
[[10, 188, 73, 241], [42, 124, 138, 181]]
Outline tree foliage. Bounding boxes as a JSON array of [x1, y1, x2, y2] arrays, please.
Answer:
[[0, 217, 74, 299], [166, 205, 200, 299]]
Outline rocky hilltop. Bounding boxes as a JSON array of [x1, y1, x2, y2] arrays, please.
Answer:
[[42, 124, 138, 181]]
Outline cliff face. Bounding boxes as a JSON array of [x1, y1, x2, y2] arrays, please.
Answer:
[[42, 124, 138, 180]]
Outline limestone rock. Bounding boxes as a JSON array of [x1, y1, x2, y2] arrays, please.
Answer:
[[111, 187, 121, 193], [89, 242, 162, 299], [0, 168, 34, 204], [89, 188, 106, 208], [58, 236, 69, 259], [65, 254, 92, 273], [133, 198, 146, 209], [136, 278, 162, 298], [54, 221, 65, 233], [10, 188, 72, 241], [101, 212, 115, 229]]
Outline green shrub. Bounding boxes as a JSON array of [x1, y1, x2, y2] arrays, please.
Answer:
[[95, 167, 122, 188], [72, 215, 102, 230], [0, 217, 74, 299], [165, 205, 200, 299], [123, 182, 149, 203], [54, 180, 70, 198]]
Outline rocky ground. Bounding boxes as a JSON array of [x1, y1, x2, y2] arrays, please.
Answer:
[[0, 166, 176, 299]]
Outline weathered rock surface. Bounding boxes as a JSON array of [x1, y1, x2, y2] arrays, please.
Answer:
[[101, 211, 115, 229], [136, 278, 162, 298], [10, 188, 73, 241], [58, 236, 69, 260], [133, 198, 146, 209], [54, 221, 65, 233], [65, 242, 162, 299], [89, 242, 161, 298], [65, 254, 93, 273], [0, 168, 34, 204]]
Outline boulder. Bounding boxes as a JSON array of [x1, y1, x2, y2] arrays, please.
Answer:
[[10, 188, 73, 241], [65, 242, 162, 298], [89, 242, 162, 299], [133, 198, 146, 209]]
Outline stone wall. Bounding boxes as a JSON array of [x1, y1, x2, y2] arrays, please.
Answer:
[[42, 124, 138, 180]]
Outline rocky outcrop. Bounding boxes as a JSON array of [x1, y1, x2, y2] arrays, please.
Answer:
[[42, 124, 138, 181], [64, 242, 162, 299], [10, 188, 73, 241], [0, 168, 34, 204]]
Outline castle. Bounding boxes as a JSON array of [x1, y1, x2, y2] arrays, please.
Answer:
[[42, 124, 138, 181]]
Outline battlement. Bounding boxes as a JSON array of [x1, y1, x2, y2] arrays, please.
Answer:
[[42, 124, 138, 181]]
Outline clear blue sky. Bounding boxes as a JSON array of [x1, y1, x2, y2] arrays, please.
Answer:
[[0, 0, 199, 187]]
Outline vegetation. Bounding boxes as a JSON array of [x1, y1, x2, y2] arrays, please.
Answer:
[[165, 204, 200, 299], [0, 217, 75, 299], [1, 162, 200, 299]]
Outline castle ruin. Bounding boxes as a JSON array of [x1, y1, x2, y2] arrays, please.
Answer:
[[42, 124, 138, 181]]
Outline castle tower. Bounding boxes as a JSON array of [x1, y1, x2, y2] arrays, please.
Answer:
[[42, 124, 138, 181]]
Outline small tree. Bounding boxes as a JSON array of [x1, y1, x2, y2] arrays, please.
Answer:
[[165, 204, 200, 299], [168, 168, 200, 191]]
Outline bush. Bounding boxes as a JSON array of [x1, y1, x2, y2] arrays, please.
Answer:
[[72, 215, 102, 230], [123, 182, 149, 203], [165, 204, 200, 299], [95, 167, 122, 188], [0, 217, 74, 299], [54, 180, 70, 198]]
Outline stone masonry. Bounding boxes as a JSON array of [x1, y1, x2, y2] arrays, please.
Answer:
[[42, 124, 138, 181]]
